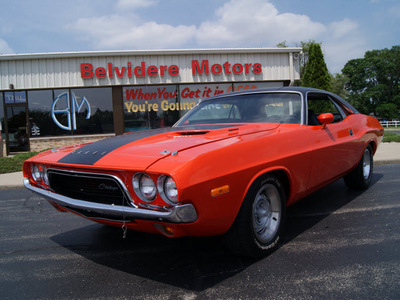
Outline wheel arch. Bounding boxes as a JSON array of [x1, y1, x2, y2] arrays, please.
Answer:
[[244, 167, 291, 207], [368, 140, 378, 155]]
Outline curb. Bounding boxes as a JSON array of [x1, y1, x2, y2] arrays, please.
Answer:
[[375, 159, 400, 166]]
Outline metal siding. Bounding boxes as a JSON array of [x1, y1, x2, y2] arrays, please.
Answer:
[[54, 59, 63, 87], [31, 60, 40, 88], [0, 61, 8, 88], [8, 62, 16, 89], [24, 60, 32, 88], [69, 58, 79, 87], [0, 49, 301, 90]]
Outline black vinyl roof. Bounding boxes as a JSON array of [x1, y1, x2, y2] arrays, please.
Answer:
[[202, 86, 359, 114]]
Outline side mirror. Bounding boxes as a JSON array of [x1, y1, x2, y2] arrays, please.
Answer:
[[318, 113, 334, 128]]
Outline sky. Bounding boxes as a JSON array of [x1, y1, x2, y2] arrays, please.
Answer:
[[0, 0, 399, 73]]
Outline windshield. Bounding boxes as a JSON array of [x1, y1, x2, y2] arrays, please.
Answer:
[[175, 92, 302, 126]]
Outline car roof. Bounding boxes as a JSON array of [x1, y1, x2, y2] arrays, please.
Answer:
[[201, 86, 359, 114]]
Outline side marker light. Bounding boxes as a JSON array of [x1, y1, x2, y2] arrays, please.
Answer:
[[211, 185, 230, 197]]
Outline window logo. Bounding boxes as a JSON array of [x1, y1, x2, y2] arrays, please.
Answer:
[[51, 92, 91, 131]]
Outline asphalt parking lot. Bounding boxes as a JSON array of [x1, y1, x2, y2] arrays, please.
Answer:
[[1, 164, 399, 299]]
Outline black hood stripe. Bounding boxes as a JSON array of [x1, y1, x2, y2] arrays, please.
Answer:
[[57, 125, 238, 165]]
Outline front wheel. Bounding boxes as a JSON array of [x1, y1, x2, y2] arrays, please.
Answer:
[[344, 144, 373, 190], [224, 175, 286, 258]]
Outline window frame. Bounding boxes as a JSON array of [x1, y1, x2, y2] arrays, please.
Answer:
[[306, 92, 350, 126]]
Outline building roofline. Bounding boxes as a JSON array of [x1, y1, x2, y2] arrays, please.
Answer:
[[0, 48, 302, 61]]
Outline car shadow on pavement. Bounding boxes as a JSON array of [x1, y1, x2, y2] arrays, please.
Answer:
[[284, 173, 382, 243], [50, 175, 383, 292]]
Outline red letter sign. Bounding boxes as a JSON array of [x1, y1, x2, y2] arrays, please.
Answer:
[[81, 63, 93, 79]]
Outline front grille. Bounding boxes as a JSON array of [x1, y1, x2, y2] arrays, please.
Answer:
[[48, 170, 129, 206]]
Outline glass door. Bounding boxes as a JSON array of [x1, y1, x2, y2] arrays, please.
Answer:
[[4, 91, 30, 154]]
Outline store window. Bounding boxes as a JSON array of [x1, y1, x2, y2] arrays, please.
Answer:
[[71, 88, 114, 134], [0, 93, 4, 141], [4, 90, 26, 104], [28, 90, 65, 137], [123, 85, 179, 132], [28, 87, 114, 137]]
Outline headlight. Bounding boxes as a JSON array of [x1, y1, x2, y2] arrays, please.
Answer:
[[30, 164, 49, 186], [31, 164, 41, 182], [133, 173, 156, 202], [41, 165, 49, 186], [157, 175, 178, 205]]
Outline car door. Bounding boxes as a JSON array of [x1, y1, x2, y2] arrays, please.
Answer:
[[305, 92, 358, 190]]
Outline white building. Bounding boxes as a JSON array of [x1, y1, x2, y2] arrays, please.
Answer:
[[0, 48, 301, 155]]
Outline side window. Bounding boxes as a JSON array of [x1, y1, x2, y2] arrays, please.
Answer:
[[307, 93, 345, 125], [263, 96, 302, 124]]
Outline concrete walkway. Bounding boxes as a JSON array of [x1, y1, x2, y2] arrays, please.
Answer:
[[373, 142, 400, 165], [1, 143, 399, 189]]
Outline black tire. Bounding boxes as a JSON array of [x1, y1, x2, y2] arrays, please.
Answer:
[[344, 144, 373, 190], [224, 175, 286, 258]]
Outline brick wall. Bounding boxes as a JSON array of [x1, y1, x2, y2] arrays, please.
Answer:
[[29, 134, 115, 152]]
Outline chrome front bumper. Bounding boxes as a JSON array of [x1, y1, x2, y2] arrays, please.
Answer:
[[24, 179, 198, 223]]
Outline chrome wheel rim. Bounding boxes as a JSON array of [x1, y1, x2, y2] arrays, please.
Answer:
[[252, 184, 281, 244], [363, 148, 371, 180]]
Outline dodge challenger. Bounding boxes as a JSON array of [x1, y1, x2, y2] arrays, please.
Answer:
[[23, 87, 384, 257]]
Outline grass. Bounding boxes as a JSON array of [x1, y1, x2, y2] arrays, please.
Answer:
[[0, 151, 39, 174], [382, 131, 400, 143]]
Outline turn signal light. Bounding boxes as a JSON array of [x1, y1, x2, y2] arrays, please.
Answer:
[[154, 224, 175, 237], [211, 185, 230, 197]]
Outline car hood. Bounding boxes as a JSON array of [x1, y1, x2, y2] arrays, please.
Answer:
[[36, 124, 280, 171]]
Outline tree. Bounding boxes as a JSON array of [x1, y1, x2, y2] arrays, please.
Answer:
[[330, 73, 349, 100], [294, 40, 315, 83], [376, 103, 398, 120], [276, 41, 288, 48], [298, 40, 315, 72], [301, 42, 331, 91], [342, 46, 400, 119]]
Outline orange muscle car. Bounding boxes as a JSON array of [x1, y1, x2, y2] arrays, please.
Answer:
[[23, 87, 384, 257]]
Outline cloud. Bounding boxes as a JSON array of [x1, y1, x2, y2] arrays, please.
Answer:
[[65, 0, 366, 73], [99, 22, 197, 49], [0, 38, 14, 54], [69, 14, 196, 49], [116, 0, 159, 10], [196, 0, 326, 47], [67, 0, 326, 50], [328, 19, 359, 39], [323, 19, 366, 73]]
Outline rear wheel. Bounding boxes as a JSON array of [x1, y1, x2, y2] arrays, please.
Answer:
[[224, 175, 286, 258], [344, 144, 373, 190]]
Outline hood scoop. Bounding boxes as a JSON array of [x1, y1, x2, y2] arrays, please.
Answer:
[[175, 130, 210, 136]]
